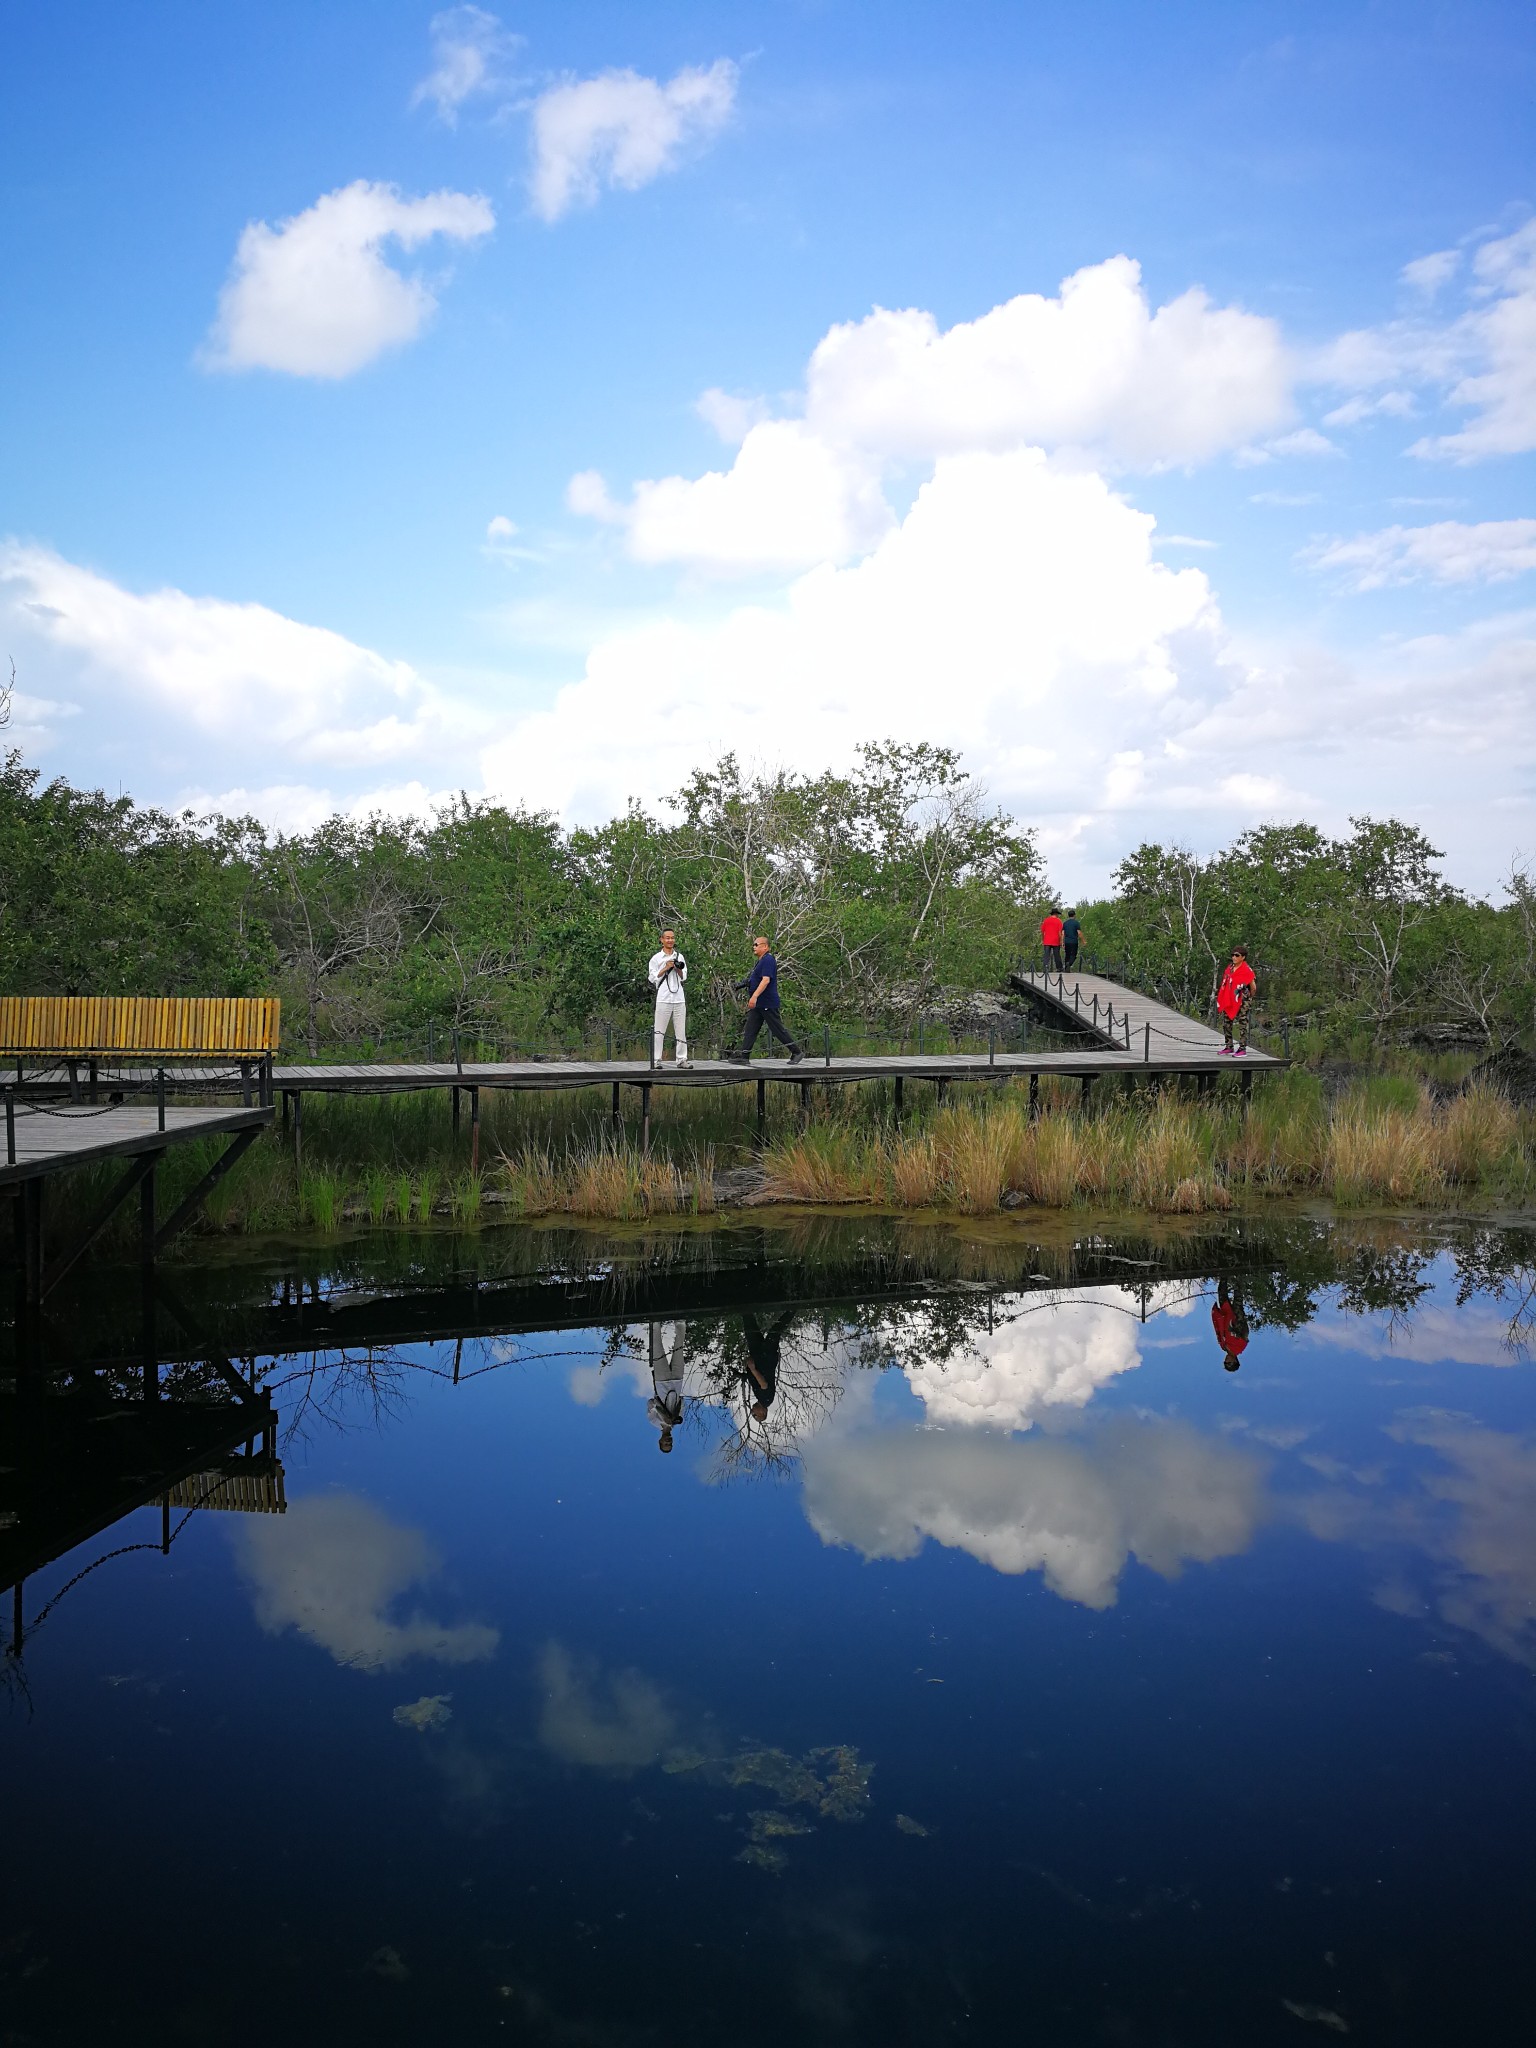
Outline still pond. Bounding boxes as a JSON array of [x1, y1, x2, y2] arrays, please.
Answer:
[[2, 1214, 1533, 2044]]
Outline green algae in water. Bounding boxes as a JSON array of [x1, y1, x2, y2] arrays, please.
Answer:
[[812, 1743, 873, 1821], [746, 1809, 815, 1842], [894, 1813, 930, 1837], [723, 1745, 826, 1808], [734, 1843, 789, 1875], [392, 1694, 453, 1734]]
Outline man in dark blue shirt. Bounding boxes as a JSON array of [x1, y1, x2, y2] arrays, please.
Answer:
[[727, 936, 803, 1063]]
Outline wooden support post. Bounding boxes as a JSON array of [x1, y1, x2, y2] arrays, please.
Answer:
[[470, 1087, 481, 1174], [757, 1076, 766, 1130], [799, 1080, 812, 1124], [88, 1058, 99, 1104], [152, 1127, 261, 1254], [21, 1179, 43, 1307], [894, 1074, 904, 1115], [641, 1081, 652, 1153], [1240, 1070, 1253, 1112], [281, 1089, 291, 1136], [612, 1080, 621, 1125], [67, 1059, 80, 1104], [936, 1078, 949, 1105], [452, 1085, 461, 1135], [1080, 1074, 1094, 1112], [1028, 1073, 1040, 1121], [240, 1060, 252, 1107], [141, 1160, 156, 1266], [293, 1090, 303, 1175]]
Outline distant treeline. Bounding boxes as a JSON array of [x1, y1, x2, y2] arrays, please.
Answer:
[[2, 742, 1530, 1053]]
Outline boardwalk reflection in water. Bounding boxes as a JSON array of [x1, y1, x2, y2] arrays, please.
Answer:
[[2, 1215, 1534, 2043]]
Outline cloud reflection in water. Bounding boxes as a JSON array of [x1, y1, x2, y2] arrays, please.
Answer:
[[236, 1492, 500, 1672]]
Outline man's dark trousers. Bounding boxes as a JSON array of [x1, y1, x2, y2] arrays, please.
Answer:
[[1063, 944, 1079, 970], [741, 1005, 799, 1055]]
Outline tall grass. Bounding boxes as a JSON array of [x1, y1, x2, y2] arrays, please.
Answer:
[[21, 1067, 1536, 1265], [755, 1073, 1535, 1214]]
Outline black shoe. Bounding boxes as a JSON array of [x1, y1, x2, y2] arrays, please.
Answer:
[[789, 1047, 804, 1065], [725, 1049, 749, 1064]]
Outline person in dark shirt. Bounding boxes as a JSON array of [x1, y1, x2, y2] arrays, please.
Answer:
[[726, 937, 803, 1063], [740, 1309, 793, 1421], [1211, 1277, 1249, 1371], [1062, 910, 1083, 970]]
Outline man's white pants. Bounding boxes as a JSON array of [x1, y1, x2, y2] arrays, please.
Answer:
[[654, 995, 687, 1062]]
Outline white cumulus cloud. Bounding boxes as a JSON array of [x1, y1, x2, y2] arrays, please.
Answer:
[[1306, 519, 1536, 591], [236, 1493, 499, 1671], [203, 180, 494, 378], [801, 1416, 1265, 1610], [1316, 219, 1536, 462], [0, 540, 437, 754], [412, 5, 520, 122], [902, 1296, 1147, 1433], [529, 59, 737, 222], [569, 257, 1290, 574], [802, 257, 1291, 470], [487, 447, 1226, 825]]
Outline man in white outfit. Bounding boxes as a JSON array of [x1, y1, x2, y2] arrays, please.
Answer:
[[648, 929, 690, 1067], [647, 1320, 686, 1453]]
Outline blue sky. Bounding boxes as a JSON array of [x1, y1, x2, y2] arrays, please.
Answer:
[[2, 1, 1533, 893]]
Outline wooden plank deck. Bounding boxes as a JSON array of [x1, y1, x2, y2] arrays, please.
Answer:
[[1010, 968, 1276, 1064], [267, 1045, 1275, 1094], [0, 1102, 272, 1187]]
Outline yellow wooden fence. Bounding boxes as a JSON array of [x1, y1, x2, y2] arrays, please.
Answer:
[[0, 996, 281, 1056]]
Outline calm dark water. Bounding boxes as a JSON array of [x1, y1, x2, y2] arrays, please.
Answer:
[[3, 1215, 1534, 2046]]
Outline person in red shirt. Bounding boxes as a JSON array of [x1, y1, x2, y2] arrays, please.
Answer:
[[1211, 1277, 1249, 1371], [1040, 908, 1065, 972], [1216, 946, 1257, 1054]]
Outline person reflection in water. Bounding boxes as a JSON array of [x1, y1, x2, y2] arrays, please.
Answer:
[[740, 1309, 793, 1422], [647, 1321, 686, 1453], [1211, 1277, 1250, 1371]]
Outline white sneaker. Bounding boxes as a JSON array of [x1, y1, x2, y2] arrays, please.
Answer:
[[676, 1059, 693, 1069]]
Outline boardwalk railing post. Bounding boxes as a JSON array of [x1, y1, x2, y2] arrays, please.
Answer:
[[4, 1087, 12, 1166], [1282, 1018, 1291, 1058], [428, 1019, 436, 1063], [453, 1029, 463, 1076], [989, 1023, 995, 1067], [1144, 1021, 1150, 1063], [824, 1024, 831, 1070], [156, 1067, 167, 1134], [470, 1087, 481, 1175]]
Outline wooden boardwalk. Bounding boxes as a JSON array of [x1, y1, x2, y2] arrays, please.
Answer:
[[0, 1101, 270, 1187], [1, 1101, 273, 1304], [1010, 967, 1277, 1065]]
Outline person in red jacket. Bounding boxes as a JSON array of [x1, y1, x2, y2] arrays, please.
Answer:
[[1211, 1277, 1249, 1371], [1040, 907, 1065, 972], [1216, 946, 1257, 1054]]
